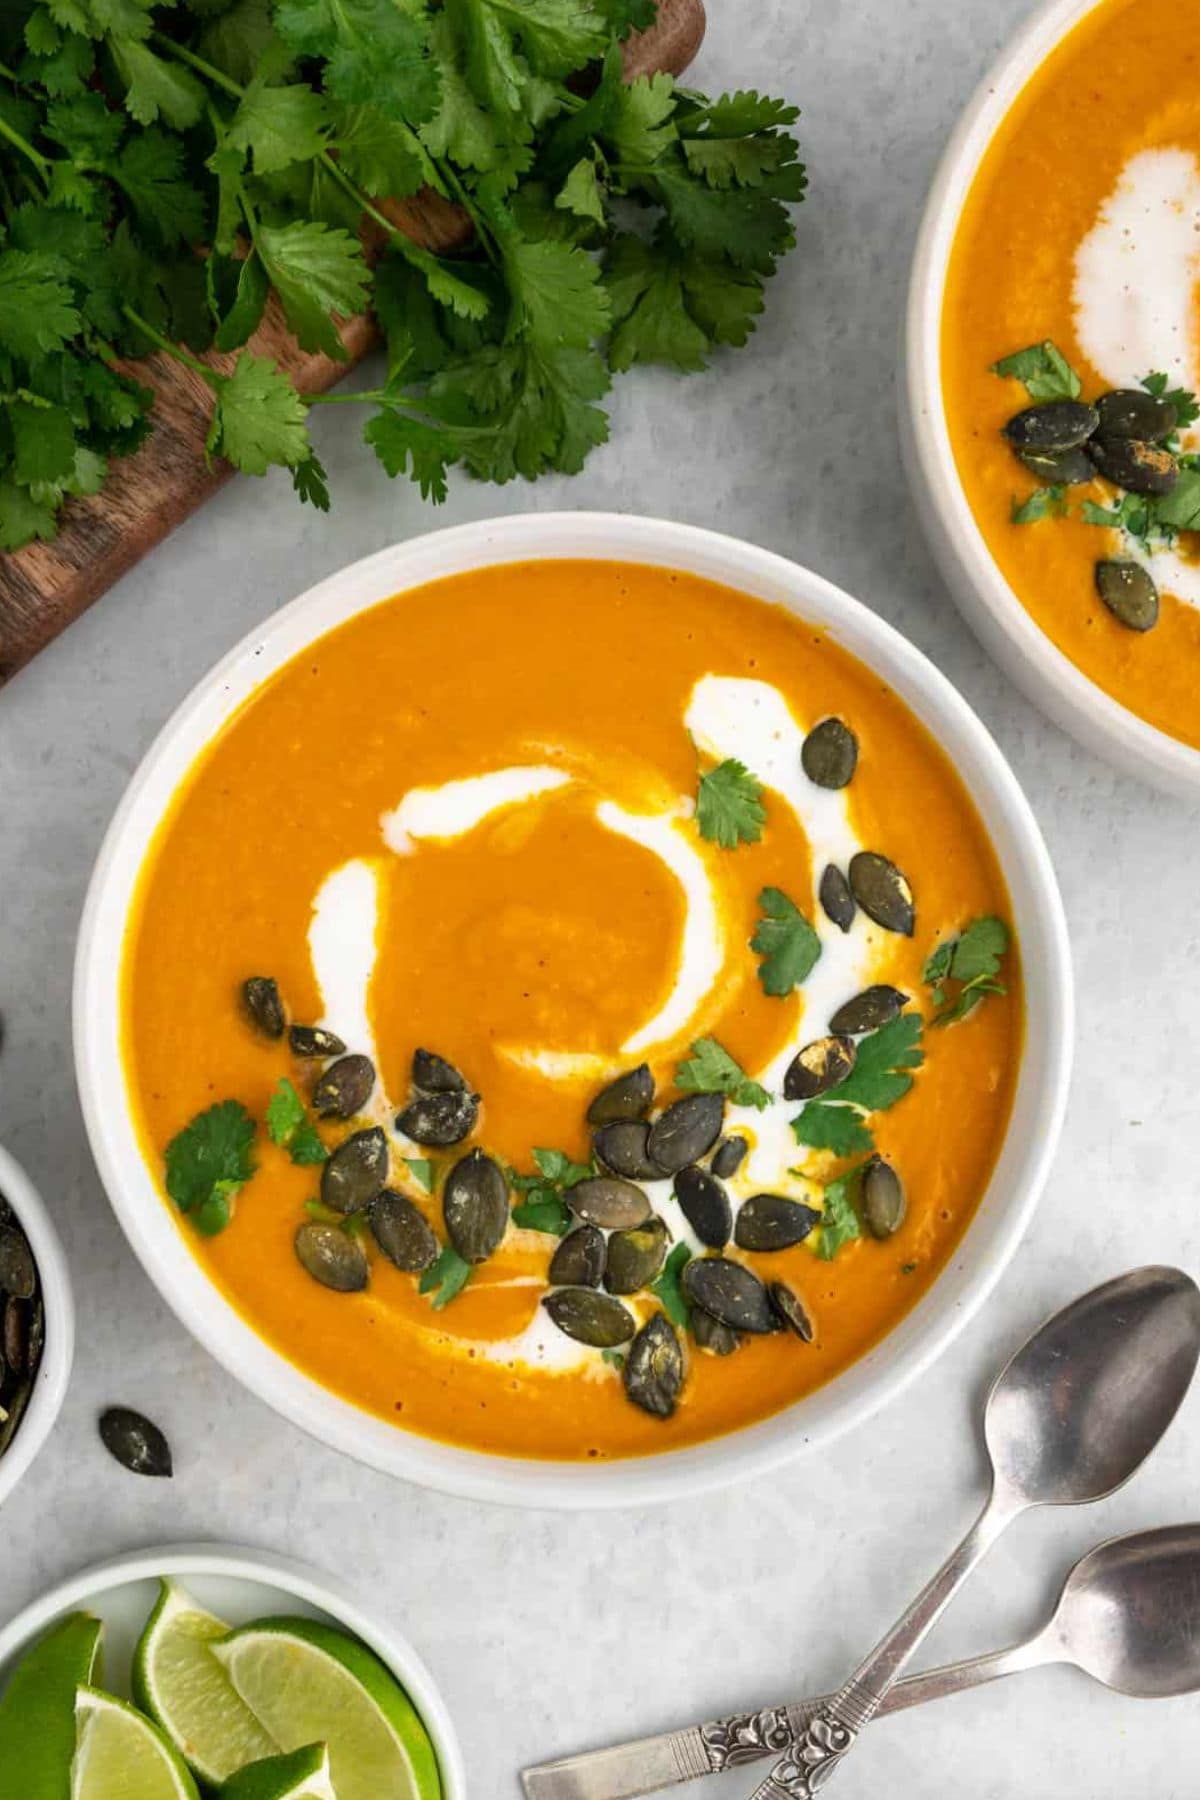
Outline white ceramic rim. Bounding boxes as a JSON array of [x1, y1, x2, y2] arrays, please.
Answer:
[[73, 511, 1073, 1510], [903, 0, 1200, 799], [0, 1541, 466, 1797], [0, 1142, 75, 1510]]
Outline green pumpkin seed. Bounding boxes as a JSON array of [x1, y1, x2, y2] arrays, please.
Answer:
[[412, 1048, 468, 1093], [569, 1176, 652, 1230], [549, 1225, 606, 1288], [443, 1149, 509, 1264], [674, 1165, 732, 1249], [312, 1054, 376, 1119], [1095, 560, 1159, 632], [819, 864, 856, 933], [396, 1088, 479, 1146], [691, 1305, 739, 1355], [369, 1190, 438, 1273], [294, 1221, 369, 1292], [605, 1217, 669, 1295], [288, 1024, 346, 1058], [543, 1287, 636, 1348], [681, 1256, 778, 1334], [1017, 445, 1095, 485], [0, 1223, 36, 1300], [593, 1120, 665, 1181], [1003, 399, 1098, 450], [783, 1035, 856, 1101], [623, 1314, 684, 1419], [98, 1406, 174, 1478], [1088, 436, 1177, 496], [710, 1135, 748, 1180], [241, 976, 285, 1039], [770, 1281, 815, 1342], [1095, 388, 1177, 442], [320, 1127, 388, 1215], [829, 985, 907, 1035], [861, 1156, 906, 1238], [848, 851, 914, 936], [586, 1063, 654, 1125], [801, 718, 858, 789], [647, 1093, 724, 1174], [734, 1193, 820, 1252]]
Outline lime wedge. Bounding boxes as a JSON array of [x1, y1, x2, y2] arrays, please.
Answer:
[[219, 1743, 337, 1800], [0, 1612, 104, 1800], [72, 1687, 198, 1800], [132, 1579, 278, 1783], [212, 1618, 442, 1800]]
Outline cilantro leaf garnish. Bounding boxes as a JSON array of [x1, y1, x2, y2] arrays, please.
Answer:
[[165, 1099, 256, 1234], [418, 1243, 472, 1309], [266, 1077, 329, 1165], [791, 1012, 924, 1155], [676, 1037, 770, 1110], [750, 886, 821, 995], [815, 1166, 863, 1260], [1142, 371, 1200, 431], [509, 1146, 593, 1234], [1011, 485, 1067, 525], [404, 1156, 437, 1194], [924, 917, 1010, 1026], [695, 758, 766, 848], [651, 1242, 692, 1327], [991, 341, 1081, 402]]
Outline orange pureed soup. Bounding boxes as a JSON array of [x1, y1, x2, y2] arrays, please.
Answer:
[[943, 0, 1200, 749], [122, 561, 1022, 1460]]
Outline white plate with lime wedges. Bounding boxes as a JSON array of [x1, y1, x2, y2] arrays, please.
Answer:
[[0, 1544, 465, 1800]]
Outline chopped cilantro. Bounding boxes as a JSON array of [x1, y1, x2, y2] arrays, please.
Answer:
[[651, 1242, 692, 1327], [676, 1038, 770, 1110], [403, 1157, 436, 1194], [991, 341, 1081, 402], [509, 1146, 592, 1234], [791, 1012, 924, 1156], [925, 917, 1010, 1027], [165, 1099, 256, 1234], [266, 1077, 328, 1166], [601, 1348, 626, 1369], [1142, 371, 1200, 431], [512, 1196, 573, 1236], [695, 758, 766, 848], [815, 1167, 863, 1260], [1154, 468, 1200, 533], [750, 885, 822, 995], [1011, 485, 1067, 525], [419, 1244, 472, 1309]]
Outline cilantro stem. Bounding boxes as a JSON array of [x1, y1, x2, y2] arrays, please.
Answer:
[[123, 307, 219, 386], [0, 112, 49, 181], [0, 58, 20, 82], [150, 32, 242, 100]]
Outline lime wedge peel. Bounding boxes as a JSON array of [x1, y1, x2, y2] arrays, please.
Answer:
[[132, 1579, 279, 1784], [0, 1611, 104, 1800], [218, 1742, 338, 1800], [72, 1686, 199, 1800], [213, 1616, 442, 1800]]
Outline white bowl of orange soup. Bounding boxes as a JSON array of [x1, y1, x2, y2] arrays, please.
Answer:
[[74, 513, 1070, 1507], [905, 0, 1200, 796]]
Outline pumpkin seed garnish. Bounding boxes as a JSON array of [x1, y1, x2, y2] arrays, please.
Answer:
[[1003, 399, 1098, 450], [1095, 559, 1159, 632], [674, 1165, 732, 1249], [320, 1127, 389, 1215], [691, 1305, 739, 1355], [734, 1192, 820, 1252], [412, 1048, 468, 1093], [288, 1024, 346, 1058], [312, 1054, 376, 1120], [1088, 436, 1178, 496], [828, 984, 908, 1036], [443, 1149, 509, 1264], [241, 976, 285, 1039], [624, 1314, 684, 1419], [569, 1176, 652, 1230], [592, 1120, 665, 1181], [369, 1190, 439, 1273], [605, 1218, 669, 1295], [98, 1406, 173, 1478], [396, 1088, 479, 1147], [549, 1225, 606, 1289], [543, 1288, 637, 1348], [819, 863, 856, 933], [681, 1257, 778, 1334], [586, 1063, 654, 1126], [1095, 388, 1178, 442], [801, 718, 858, 789], [294, 1221, 369, 1292], [861, 1156, 906, 1239], [848, 851, 914, 936], [710, 1135, 748, 1180], [647, 1093, 724, 1174], [783, 1035, 856, 1102], [770, 1281, 815, 1342], [0, 1222, 36, 1300]]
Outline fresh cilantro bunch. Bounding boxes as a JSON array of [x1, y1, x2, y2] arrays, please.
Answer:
[[0, 1, 805, 548]]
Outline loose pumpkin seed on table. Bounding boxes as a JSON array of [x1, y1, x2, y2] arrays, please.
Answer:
[[98, 1407, 173, 1479]]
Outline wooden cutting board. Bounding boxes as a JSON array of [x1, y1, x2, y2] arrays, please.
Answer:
[[0, 0, 706, 687]]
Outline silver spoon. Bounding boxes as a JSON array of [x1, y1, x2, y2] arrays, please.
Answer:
[[748, 1264, 1200, 1798], [521, 1266, 1200, 1800], [521, 1523, 1200, 1800]]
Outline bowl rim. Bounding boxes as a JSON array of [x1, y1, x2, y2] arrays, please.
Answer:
[[902, 0, 1200, 798], [73, 510, 1074, 1510], [0, 1141, 75, 1511], [0, 1541, 466, 1797]]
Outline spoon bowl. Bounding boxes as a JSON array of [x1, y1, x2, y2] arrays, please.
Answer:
[[1052, 1524, 1200, 1699], [984, 1266, 1200, 1509]]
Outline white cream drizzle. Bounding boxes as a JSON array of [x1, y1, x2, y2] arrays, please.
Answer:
[[381, 766, 569, 853], [1073, 146, 1200, 606]]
